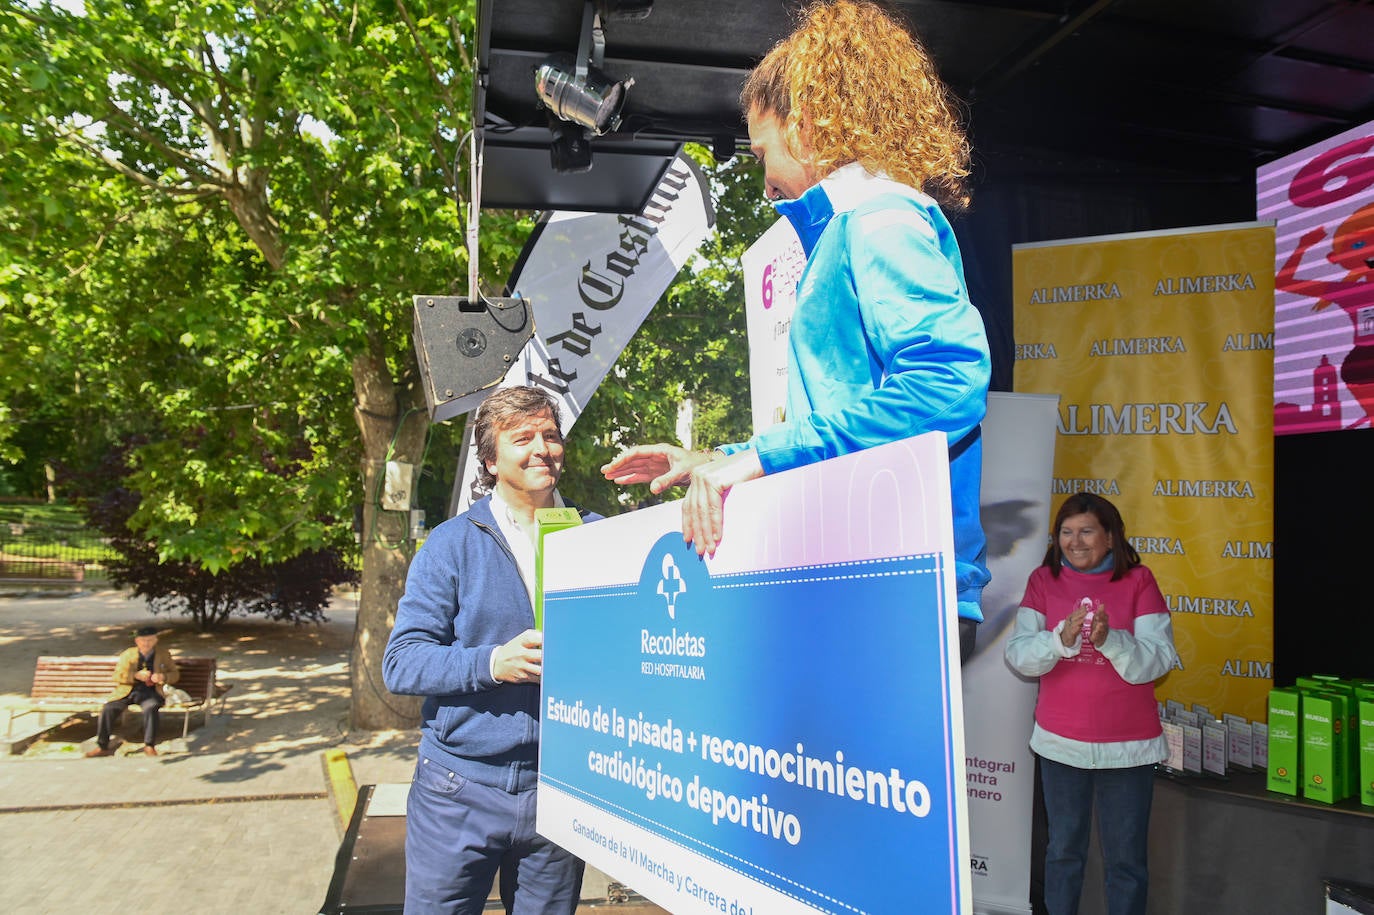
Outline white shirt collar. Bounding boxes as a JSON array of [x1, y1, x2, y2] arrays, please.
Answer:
[[489, 488, 566, 538], [488, 488, 565, 613], [817, 162, 933, 215]]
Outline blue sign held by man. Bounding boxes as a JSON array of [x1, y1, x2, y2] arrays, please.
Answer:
[[539, 432, 972, 915]]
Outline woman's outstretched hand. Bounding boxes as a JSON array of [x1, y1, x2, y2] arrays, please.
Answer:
[[602, 445, 764, 556], [600, 443, 710, 494]]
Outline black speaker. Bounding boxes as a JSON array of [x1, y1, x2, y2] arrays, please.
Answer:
[[413, 295, 535, 423]]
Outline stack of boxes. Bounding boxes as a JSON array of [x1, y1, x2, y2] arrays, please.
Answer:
[[1266, 676, 1374, 806]]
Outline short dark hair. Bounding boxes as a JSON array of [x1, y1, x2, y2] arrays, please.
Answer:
[[472, 386, 563, 492], [1041, 492, 1141, 581], [135, 625, 159, 637]]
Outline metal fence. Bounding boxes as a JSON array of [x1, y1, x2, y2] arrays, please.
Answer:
[[0, 511, 115, 584]]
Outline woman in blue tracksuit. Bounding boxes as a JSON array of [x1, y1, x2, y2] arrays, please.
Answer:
[[601, 0, 991, 658]]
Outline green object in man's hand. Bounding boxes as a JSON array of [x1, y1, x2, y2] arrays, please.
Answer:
[[534, 508, 583, 630]]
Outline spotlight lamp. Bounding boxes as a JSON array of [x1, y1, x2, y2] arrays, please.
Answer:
[[534, 53, 634, 136]]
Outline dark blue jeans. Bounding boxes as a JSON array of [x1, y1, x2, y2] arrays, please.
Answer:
[[97, 686, 163, 748], [1039, 756, 1154, 915], [404, 753, 584, 915]]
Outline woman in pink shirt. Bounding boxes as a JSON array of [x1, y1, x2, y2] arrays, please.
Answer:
[[1005, 493, 1178, 915]]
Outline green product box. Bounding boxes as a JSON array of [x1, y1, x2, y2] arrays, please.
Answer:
[[1296, 674, 1350, 692], [1359, 690, 1374, 808], [1266, 687, 1302, 796], [1299, 678, 1359, 789], [1301, 689, 1351, 804], [534, 507, 584, 631]]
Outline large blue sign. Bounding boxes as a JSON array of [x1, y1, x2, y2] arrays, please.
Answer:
[[539, 433, 970, 915]]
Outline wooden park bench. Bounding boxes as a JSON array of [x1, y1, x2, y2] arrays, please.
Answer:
[[6, 655, 231, 741]]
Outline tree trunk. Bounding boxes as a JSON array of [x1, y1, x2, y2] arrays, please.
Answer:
[[348, 338, 429, 730], [223, 178, 286, 270]]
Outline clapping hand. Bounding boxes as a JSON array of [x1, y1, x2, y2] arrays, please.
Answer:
[[1089, 609, 1110, 648]]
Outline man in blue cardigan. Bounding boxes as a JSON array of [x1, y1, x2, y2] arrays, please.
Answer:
[[383, 385, 598, 915]]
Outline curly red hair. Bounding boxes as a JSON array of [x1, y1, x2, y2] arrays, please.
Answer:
[[741, 0, 971, 212]]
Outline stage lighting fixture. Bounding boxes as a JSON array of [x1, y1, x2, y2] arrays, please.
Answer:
[[534, 53, 634, 136]]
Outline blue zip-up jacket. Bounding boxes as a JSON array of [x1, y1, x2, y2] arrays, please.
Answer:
[[720, 163, 992, 621], [382, 495, 602, 792]]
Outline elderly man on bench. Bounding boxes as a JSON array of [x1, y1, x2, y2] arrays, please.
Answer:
[[86, 625, 180, 758]]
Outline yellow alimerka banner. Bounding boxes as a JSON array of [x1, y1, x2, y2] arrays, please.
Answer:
[[1013, 223, 1275, 721]]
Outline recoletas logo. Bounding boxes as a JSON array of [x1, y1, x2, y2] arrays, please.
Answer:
[[657, 554, 686, 619], [636, 533, 712, 678], [637, 532, 712, 621]]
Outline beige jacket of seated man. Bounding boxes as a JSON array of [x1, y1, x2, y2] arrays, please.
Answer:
[[107, 635, 180, 702]]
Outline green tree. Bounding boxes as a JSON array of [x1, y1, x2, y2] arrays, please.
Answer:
[[80, 434, 358, 630], [0, 0, 531, 727], [2, 2, 775, 729]]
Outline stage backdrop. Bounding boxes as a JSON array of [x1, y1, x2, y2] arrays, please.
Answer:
[[742, 221, 1053, 914], [1013, 223, 1275, 721]]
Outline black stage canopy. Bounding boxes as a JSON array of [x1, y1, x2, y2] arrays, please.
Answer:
[[475, 0, 1374, 214]]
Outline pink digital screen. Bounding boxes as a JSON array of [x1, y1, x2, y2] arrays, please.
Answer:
[[1258, 121, 1374, 435]]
